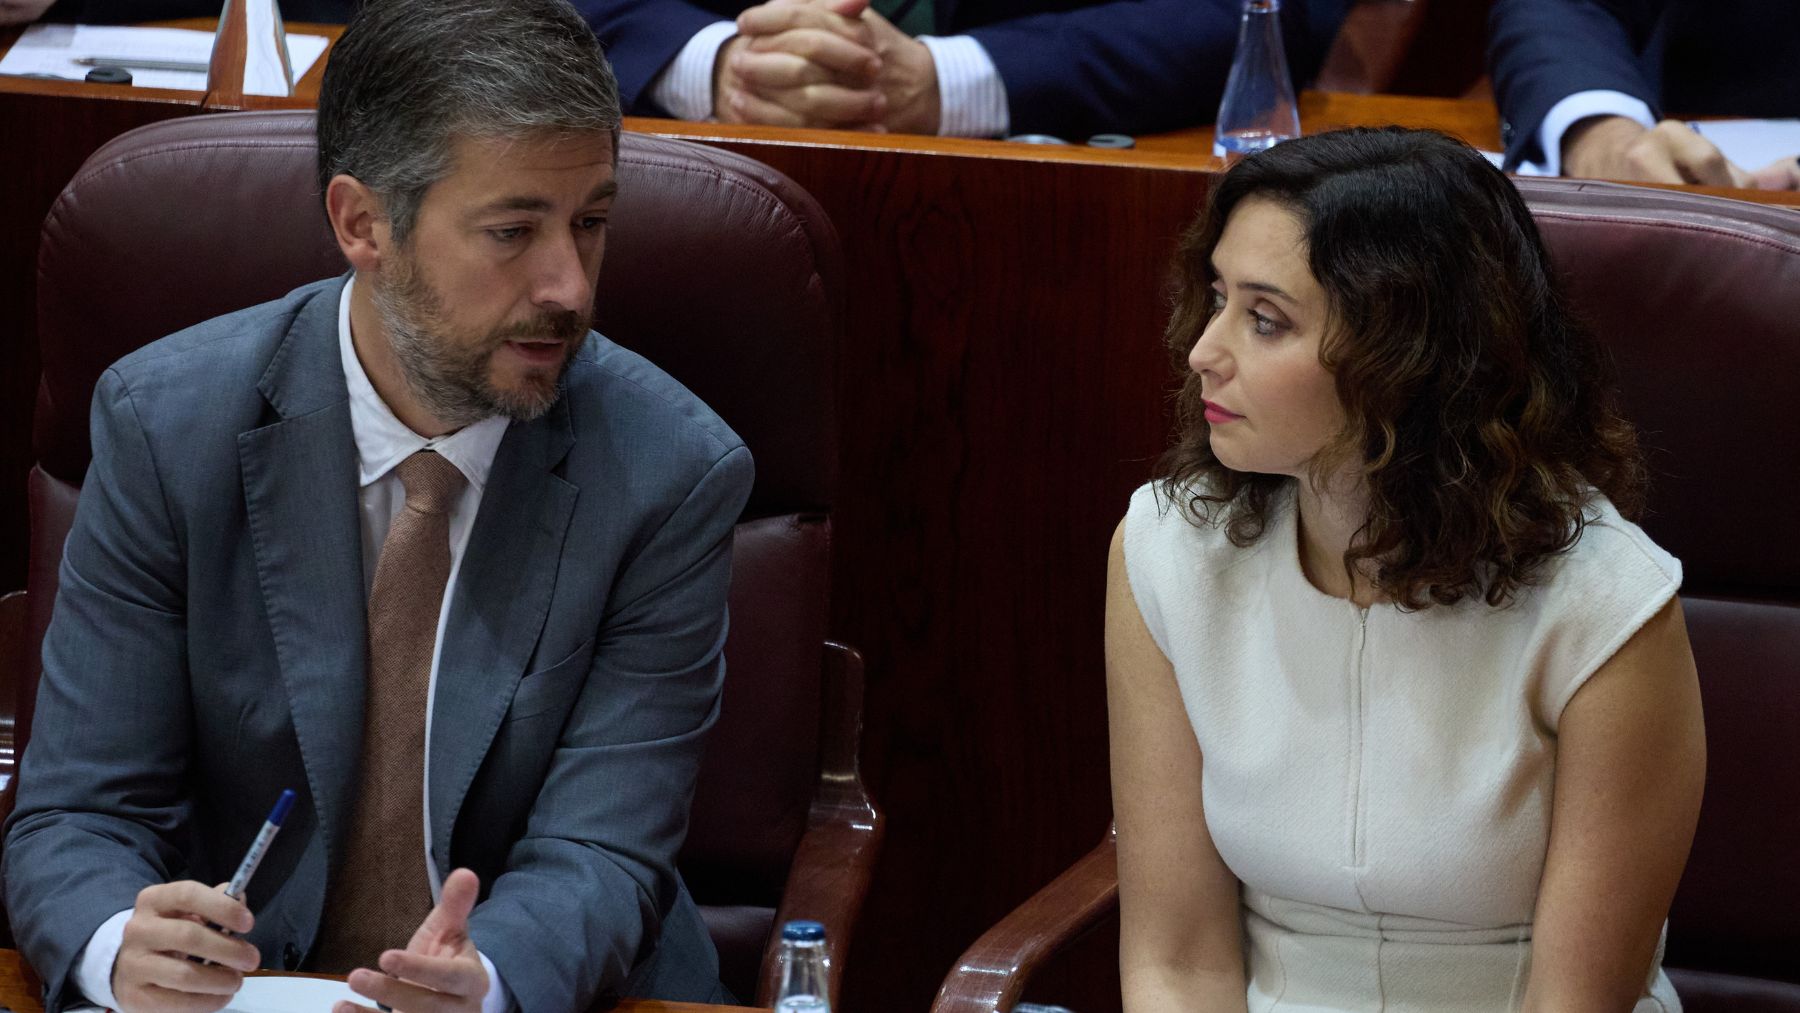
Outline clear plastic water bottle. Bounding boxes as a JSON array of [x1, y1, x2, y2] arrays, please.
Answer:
[[1213, 0, 1301, 158], [773, 920, 830, 1012]]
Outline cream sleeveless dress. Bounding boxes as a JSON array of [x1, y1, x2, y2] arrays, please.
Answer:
[[1122, 481, 1684, 1012]]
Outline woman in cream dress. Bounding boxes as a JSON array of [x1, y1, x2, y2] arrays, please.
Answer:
[[1107, 128, 1705, 1012]]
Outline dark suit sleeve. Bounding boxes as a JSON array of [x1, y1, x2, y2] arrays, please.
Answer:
[[965, 0, 1342, 138], [1488, 0, 1667, 167], [467, 445, 753, 1013], [579, 0, 739, 115], [1, 370, 197, 1013]]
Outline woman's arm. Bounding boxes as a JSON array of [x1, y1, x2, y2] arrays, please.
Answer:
[[1523, 596, 1706, 1012], [1107, 521, 1248, 1013]]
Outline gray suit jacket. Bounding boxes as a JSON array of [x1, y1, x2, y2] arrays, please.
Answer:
[[2, 276, 750, 1012]]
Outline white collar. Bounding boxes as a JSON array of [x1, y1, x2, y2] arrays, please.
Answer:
[[336, 274, 510, 491]]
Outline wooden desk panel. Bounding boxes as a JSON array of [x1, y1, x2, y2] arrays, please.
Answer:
[[0, 949, 759, 1013]]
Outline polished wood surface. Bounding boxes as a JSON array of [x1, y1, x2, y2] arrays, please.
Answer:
[[0, 949, 759, 1013]]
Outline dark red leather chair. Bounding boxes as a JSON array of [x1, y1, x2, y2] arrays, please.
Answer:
[[932, 179, 1800, 1013], [0, 110, 879, 1007]]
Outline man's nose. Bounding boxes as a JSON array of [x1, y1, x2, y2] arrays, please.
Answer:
[[532, 230, 595, 315]]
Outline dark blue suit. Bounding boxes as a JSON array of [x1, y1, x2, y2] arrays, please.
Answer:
[[1489, 0, 1800, 167], [587, 0, 1349, 138]]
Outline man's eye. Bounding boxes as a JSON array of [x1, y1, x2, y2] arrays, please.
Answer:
[[488, 226, 528, 243], [577, 216, 608, 232]]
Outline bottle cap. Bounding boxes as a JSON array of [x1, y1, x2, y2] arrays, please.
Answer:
[[1005, 133, 1070, 145], [1086, 134, 1135, 149], [85, 67, 132, 85], [781, 920, 826, 942]]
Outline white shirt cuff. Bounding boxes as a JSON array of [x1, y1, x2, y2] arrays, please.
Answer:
[[73, 908, 133, 1010], [648, 20, 738, 122], [918, 34, 1008, 138], [1524, 89, 1657, 177], [478, 951, 513, 1013]]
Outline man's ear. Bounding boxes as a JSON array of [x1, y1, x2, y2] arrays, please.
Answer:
[[325, 174, 388, 274]]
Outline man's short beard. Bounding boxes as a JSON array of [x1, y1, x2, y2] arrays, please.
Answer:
[[372, 250, 587, 429]]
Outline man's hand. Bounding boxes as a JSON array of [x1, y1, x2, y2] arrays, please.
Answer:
[[0, 0, 56, 27], [335, 868, 488, 1013], [1749, 155, 1800, 191], [842, 6, 940, 135], [718, 0, 886, 128], [112, 882, 260, 1013], [1562, 116, 1753, 187]]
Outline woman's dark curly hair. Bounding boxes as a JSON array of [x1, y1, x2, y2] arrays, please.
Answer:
[[1159, 127, 1645, 609]]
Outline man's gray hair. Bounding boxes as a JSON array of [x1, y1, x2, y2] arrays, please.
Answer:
[[316, 0, 622, 242]]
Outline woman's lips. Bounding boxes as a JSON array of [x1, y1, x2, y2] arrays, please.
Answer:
[[1203, 400, 1243, 424]]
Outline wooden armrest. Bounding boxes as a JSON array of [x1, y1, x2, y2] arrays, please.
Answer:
[[758, 642, 885, 1007], [930, 828, 1118, 1013]]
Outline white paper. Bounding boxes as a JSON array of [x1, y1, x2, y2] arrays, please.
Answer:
[[61, 974, 360, 1013], [1693, 119, 1800, 172], [0, 23, 327, 94], [224, 975, 363, 1013]]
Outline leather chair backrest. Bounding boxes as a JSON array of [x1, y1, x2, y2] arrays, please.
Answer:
[[1521, 178, 1800, 1005], [30, 111, 840, 993]]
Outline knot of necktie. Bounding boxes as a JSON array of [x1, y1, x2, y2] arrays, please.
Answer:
[[395, 450, 466, 515]]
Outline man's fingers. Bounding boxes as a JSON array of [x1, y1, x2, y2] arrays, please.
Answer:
[[138, 880, 254, 935], [347, 968, 464, 1013], [733, 49, 833, 90], [728, 83, 885, 129], [1649, 120, 1747, 187], [415, 867, 480, 944], [1750, 155, 1800, 191], [737, 3, 872, 47], [137, 952, 246, 996], [379, 949, 487, 998], [734, 47, 879, 91], [122, 913, 259, 971], [743, 28, 880, 81]]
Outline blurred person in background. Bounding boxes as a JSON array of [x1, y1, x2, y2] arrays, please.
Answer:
[[585, 0, 1349, 139], [1490, 0, 1800, 189]]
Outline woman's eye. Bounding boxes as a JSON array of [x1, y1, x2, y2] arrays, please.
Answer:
[[1250, 311, 1280, 336], [1209, 290, 1227, 314]]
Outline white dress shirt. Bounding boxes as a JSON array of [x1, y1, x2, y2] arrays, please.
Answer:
[[650, 19, 1010, 137], [74, 276, 514, 1013], [1519, 88, 1658, 176]]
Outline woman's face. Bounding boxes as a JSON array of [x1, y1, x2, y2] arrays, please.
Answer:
[[1188, 196, 1345, 480]]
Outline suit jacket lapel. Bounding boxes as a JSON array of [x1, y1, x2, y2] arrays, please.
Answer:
[[238, 277, 367, 870], [428, 396, 578, 872]]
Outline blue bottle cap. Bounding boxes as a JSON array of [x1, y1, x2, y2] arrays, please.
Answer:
[[781, 920, 826, 942]]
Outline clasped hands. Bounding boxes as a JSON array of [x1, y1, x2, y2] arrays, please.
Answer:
[[111, 869, 489, 1013], [715, 0, 941, 134]]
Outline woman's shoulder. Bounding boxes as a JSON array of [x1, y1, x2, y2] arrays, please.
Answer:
[[1521, 492, 1684, 722], [1552, 493, 1682, 596], [1121, 478, 1283, 586]]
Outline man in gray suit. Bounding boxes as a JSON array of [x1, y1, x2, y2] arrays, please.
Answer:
[[0, 0, 749, 1010]]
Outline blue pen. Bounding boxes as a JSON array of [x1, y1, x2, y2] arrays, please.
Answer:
[[192, 789, 296, 964], [226, 789, 297, 901]]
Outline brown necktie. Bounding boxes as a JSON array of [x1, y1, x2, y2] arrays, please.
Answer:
[[313, 450, 466, 972]]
